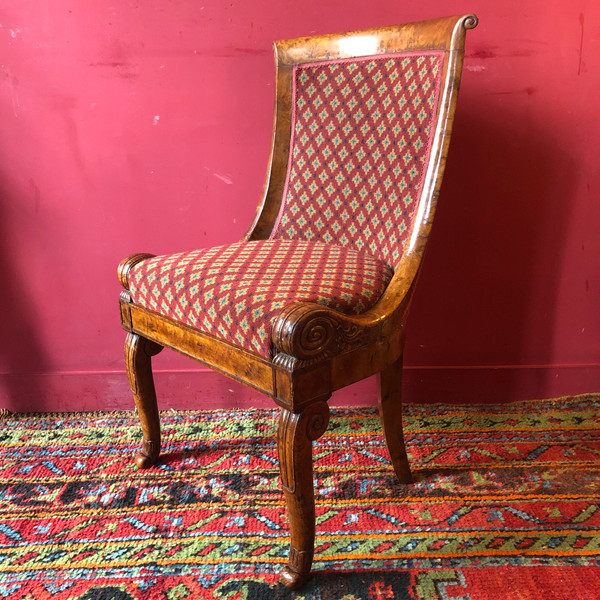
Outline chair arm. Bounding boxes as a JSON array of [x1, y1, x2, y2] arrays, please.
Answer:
[[271, 258, 421, 363], [118, 253, 156, 289], [272, 302, 384, 362]]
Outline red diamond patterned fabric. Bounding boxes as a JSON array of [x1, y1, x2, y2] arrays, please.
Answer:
[[127, 240, 393, 358], [271, 52, 444, 269]]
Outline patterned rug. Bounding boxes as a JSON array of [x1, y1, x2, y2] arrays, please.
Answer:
[[1, 394, 599, 599]]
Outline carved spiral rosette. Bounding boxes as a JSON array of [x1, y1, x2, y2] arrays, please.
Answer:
[[298, 314, 335, 357], [273, 303, 365, 361], [304, 401, 330, 441]]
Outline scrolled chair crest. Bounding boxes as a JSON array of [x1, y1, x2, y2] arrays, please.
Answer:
[[462, 14, 479, 29], [272, 302, 365, 361]]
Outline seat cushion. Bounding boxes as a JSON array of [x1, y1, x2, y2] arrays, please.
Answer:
[[127, 239, 393, 358]]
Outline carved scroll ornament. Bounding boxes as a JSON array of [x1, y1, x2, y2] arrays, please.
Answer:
[[272, 303, 371, 362]]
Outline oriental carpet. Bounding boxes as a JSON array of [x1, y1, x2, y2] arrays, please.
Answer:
[[0, 394, 599, 599]]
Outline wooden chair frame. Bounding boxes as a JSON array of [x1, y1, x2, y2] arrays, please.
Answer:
[[118, 14, 477, 588]]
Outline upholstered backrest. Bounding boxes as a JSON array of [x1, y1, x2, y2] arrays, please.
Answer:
[[270, 52, 443, 269]]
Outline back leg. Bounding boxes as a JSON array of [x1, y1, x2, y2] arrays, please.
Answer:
[[377, 356, 413, 484], [125, 332, 163, 469]]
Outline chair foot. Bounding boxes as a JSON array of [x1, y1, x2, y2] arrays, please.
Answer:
[[378, 356, 413, 484], [125, 333, 163, 469], [279, 546, 313, 588], [277, 401, 330, 588], [135, 440, 160, 469], [279, 563, 310, 589]]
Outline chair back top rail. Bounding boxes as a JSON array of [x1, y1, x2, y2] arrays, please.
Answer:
[[275, 15, 477, 65]]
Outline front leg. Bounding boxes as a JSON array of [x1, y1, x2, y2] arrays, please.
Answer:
[[124, 332, 163, 469], [277, 401, 330, 589]]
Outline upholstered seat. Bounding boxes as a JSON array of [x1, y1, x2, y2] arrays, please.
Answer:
[[118, 15, 477, 589], [124, 240, 393, 357]]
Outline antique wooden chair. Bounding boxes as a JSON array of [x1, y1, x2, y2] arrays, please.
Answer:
[[118, 14, 477, 588]]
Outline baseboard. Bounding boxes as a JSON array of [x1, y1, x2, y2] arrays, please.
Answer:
[[1, 364, 598, 413]]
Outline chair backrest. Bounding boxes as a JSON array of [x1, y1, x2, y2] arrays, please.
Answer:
[[247, 15, 476, 273], [271, 51, 444, 269]]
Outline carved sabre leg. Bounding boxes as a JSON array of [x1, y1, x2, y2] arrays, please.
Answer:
[[125, 332, 163, 469], [378, 356, 413, 484], [277, 401, 330, 589]]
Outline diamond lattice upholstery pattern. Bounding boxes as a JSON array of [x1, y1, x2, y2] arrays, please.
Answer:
[[127, 240, 393, 358], [271, 53, 443, 269]]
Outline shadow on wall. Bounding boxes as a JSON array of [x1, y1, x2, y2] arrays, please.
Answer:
[[0, 183, 51, 412], [406, 99, 576, 402]]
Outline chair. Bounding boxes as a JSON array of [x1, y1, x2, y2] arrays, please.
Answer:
[[118, 14, 477, 588]]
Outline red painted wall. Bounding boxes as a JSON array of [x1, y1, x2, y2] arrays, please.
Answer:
[[1, 1, 598, 412]]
